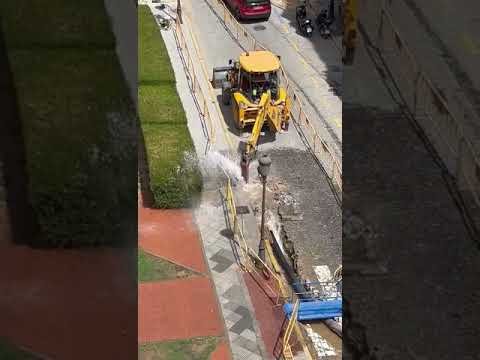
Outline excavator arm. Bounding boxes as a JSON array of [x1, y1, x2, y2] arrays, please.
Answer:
[[245, 91, 271, 158], [238, 86, 290, 183], [240, 91, 272, 182]]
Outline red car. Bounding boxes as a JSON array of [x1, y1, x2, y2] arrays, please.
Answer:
[[224, 0, 271, 21]]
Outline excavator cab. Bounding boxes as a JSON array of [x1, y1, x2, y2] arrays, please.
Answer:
[[212, 50, 290, 131], [240, 70, 279, 103]]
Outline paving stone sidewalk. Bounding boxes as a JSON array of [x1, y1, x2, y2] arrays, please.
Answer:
[[194, 188, 268, 360], [138, 199, 232, 359]]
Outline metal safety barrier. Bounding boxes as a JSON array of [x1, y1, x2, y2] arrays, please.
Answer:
[[225, 177, 286, 305], [168, 11, 216, 145], [377, 5, 480, 207], [225, 177, 314, 360], [283, 299, 300, 360], [207, 0, 343, 201]]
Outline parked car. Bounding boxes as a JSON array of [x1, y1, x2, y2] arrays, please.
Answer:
[[224, 0, 271, 21]]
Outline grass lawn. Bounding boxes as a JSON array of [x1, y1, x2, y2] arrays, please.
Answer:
[[138, 249, 194, 282], [0, 339, 40, 360], [138, 6, 201, 208], [2, 3, 137, 246], [138, 6, 174, 84], [138, 337, 218, 360]]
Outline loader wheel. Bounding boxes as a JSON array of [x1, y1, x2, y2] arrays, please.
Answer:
[[222, 81, 231, 105]]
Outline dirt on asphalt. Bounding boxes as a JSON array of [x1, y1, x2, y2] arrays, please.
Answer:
[[241, 148, 342, 286]]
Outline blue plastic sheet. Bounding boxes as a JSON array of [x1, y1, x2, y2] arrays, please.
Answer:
[[283, 299, 342, 321]]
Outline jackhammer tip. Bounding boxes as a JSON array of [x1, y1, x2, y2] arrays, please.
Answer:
[[240, 154, 250, 183]]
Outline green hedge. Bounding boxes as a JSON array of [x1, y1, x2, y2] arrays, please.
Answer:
[[3, 3, 136, 246], [138, 6, 201, 208]]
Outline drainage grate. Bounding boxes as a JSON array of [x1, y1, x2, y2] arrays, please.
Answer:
[[235, 206, 250, 215], [253, 25, 266, 31]]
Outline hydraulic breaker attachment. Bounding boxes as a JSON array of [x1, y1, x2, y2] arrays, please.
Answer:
[[241, 152, 250, 183], [240, 91, 271, 182]]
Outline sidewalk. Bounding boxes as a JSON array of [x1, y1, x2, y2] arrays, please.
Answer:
[[195, 189, 275, 360], [138, 200, 231, 359]]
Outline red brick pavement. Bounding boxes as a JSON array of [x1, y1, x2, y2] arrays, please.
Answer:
[[243, 271, 287, 360], [138, 206, 207, 274], [210, 340, 231, 360], [138, 203, 233, 357], [138, 276, 224, 343]]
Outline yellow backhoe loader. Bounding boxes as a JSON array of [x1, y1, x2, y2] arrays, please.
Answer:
[[212, 50, 291, 181]]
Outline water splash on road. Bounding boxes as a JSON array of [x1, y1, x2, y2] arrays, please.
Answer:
[[201, 150, 244, 185], [266, 210, 285, 255]]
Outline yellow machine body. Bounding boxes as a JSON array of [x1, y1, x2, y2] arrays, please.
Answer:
[[232, 87, 290, 131], [212, 50, 292, 162], [238, 50, 280, 73]]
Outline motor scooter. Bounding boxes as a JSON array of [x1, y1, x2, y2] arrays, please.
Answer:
[[316, 9, 333, 38], [296, 1, 314, 38]]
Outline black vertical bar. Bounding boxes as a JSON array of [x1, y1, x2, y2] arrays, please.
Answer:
[[0, 19, 39, 245]]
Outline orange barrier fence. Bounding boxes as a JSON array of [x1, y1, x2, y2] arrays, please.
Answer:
[[171, 15, 216, 146]]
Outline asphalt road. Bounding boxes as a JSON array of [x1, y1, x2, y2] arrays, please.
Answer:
[[242, 3, 343, 156]]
